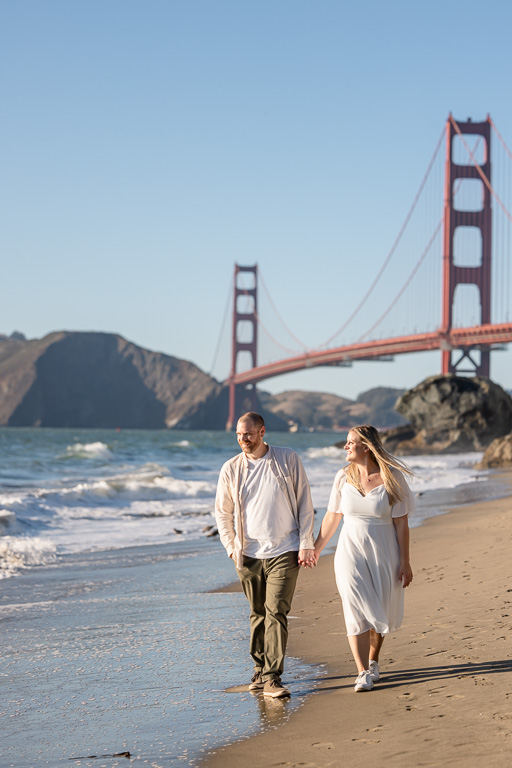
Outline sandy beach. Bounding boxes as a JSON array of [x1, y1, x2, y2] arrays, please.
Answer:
[[205, 471, 512, 768]]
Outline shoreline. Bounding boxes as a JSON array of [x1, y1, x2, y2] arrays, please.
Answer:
[[204, 470, 512, 768], [2, 465, 511, 767]]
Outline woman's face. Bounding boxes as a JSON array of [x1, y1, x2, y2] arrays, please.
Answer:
[[344, 431, 367, 463]]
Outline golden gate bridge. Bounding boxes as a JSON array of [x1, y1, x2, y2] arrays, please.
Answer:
[[215, 116, 512, 429]]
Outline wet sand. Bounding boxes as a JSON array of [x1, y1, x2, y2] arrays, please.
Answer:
[[205, 472, 512, 768], [1, 541, 316, 767]]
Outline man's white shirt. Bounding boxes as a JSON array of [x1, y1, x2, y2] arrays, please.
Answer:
[[241, 456, 299, 558]]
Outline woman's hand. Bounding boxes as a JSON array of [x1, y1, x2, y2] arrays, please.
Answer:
[[398, 561, 413, 588], [393, 515, 412, 587], [298, 548, 316, 568]]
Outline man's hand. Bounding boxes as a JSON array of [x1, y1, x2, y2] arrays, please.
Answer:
[[298, 548, 316, 568]]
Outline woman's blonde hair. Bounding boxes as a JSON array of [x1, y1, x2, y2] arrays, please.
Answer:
[[344, 424, 413, 505]]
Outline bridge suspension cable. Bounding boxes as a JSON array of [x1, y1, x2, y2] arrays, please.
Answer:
[[237, 274, 302, 356], [314, 126, 446, 349], [490, 117, 512, 322], [490, 116, 512, 162], [259, 270, 310, 350], [256, 309, 302, 354], [357, 220, 443, 342], [209, 280, 232, 377], [354, 140, 483, 343]]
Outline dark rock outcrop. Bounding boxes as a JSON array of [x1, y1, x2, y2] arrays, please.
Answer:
[[477, 433, 512, 468], [378, 424, 417, 453], [382, 374, 512, 454]]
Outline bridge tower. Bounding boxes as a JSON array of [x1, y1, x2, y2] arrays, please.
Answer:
[[226, 264, 259, 431], [442, 115, 492, 376]]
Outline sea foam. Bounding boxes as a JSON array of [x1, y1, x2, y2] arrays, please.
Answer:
[[0, 536, 57, 578], [64, 442, 114, 460], [306, 445, 345, 459], [36, 469, 217, 507]]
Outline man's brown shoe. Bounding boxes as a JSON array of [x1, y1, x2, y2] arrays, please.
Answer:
[[249, 670, 264, 690], [263, 678, 290, 698]]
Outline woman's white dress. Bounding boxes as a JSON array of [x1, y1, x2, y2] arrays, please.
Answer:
[[328, 469, 415, 636]]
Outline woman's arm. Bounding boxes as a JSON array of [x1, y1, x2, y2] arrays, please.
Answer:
[[393, 514, 413, 587], [313, 512, 342, 564]]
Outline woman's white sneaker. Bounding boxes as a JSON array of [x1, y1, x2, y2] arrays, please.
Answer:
[[354, 671, 374, 692], [369, 660, 380, 682]]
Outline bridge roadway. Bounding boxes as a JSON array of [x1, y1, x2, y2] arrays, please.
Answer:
[[228, 323, 512, 386]]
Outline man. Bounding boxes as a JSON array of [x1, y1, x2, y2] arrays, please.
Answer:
[[215, 411, 315, 698]]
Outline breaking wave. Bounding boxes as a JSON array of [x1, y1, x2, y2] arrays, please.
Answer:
[[63, 442, 114, 461], [0, 536, 57, 579]]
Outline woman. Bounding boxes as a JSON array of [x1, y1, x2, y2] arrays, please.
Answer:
[[313, 424, 415, 692]]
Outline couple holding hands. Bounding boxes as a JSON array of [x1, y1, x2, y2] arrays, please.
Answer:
[[215, 411, 415, 698]]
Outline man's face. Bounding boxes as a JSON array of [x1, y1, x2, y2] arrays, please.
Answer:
[[236, 419, 265, 455]]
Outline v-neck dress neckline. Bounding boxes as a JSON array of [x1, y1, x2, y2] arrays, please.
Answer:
[[347, 481, 385, 498]]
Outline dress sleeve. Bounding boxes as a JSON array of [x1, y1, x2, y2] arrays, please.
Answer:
[[327, 469, 346, 515], [391, 470, 416, 518]]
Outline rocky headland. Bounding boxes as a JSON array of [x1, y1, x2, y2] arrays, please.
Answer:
[[0, 332, 229, 429], [259, 385, 407, 432]]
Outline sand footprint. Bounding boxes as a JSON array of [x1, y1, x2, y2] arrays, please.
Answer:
[[275, 762, 317, 767], [351, 738, 380, 744], [473, 676, 493, 686]]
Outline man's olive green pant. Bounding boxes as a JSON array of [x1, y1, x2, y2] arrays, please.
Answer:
[[236, 551, 300, 682]]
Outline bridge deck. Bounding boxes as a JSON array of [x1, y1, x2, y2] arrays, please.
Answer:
[[228, 323, 512, 386]]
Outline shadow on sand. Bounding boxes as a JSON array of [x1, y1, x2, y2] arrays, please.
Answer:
[[318, 658, 512, 692]]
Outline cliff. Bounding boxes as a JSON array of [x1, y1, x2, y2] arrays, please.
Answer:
[[0, 332, 227, 429]]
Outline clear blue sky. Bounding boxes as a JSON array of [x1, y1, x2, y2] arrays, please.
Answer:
[[2, 0, 511, 400]]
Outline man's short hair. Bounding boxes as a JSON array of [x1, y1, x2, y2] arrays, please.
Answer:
[[238, 411, 265, 429]]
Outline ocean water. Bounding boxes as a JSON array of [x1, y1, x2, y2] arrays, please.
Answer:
[[0, 428, 491, 576], [0, 428, 499, 766]]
